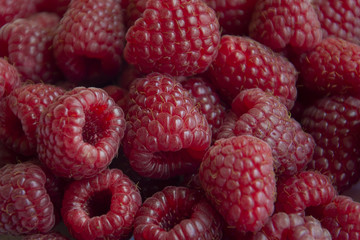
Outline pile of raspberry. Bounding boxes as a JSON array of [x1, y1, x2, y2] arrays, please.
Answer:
[[0, 0, 360, 239]]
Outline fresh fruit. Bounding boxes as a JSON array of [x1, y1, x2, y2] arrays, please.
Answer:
[[207, 35, 298, 109], [0, 0, 37, 28], [249, 0, 322, 52], [61, 168, 142, 240], [0, 57, 21, 99], [36, 87, 126, 179], [0, 162, 56, 235], [0, 83, 65, 156], [199, 135, 276, 233], [123, 72, 211, 179], [124, 0, 221, 76], [52, 0, 125, 84], [133, 186, 223, 240]]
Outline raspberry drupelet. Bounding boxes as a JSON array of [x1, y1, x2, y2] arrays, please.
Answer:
[[124, 0, 221, 77], [61, 168, 142, 240], [207, 35, 298, 109], [0, 162, 56, 235], [217, 88, 315, 176], [199, 135, 276, 233], [123, 72, 211, 179], [52, 0, 125, 84], [36, 87, 126, 180], [249, 0, 322, 52], [133, 186, 223, 240], [0, 83, 65, 156]]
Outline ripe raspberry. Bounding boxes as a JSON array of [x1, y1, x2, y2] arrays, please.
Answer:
[[123, 73, 211, 179], [252, 212, 331, 240], [133, 186, 223, 240], [0, 58, 21, 99], [124, 0, 148, 28], [207, 35, 298, 109], [217, 88, 315, 176], [297, 37, 360, 97], [124, 0, 221, 77], [0, 83, 64, 156], [312, 0, 360, 45], [199, 135, 276, 233], [181, 77, 226, 139], [0, 0, 37, 28], [53, 0, 125, 84], [0, 13, 62, 83], [23, 232, 69, 240], [301, 95, 360, 192], [316, 195, 360, 240], [249, 0, 322, 52], [61, 168, 142, 240], [0, 162, 55, 235], [203, 0, 257, 35], [275, 171, 337, 214], [36, 87, 126, 179]]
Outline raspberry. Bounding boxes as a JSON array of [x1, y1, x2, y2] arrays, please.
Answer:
[[0, 0, 37, 28], [61, 168, 142, 240], [36, 87, 126, 180], [301, 95, 360, 192], [53, 0, 125, 84], [297, 37, 360, 97], [0, 162, 55, 235], [316, 195, 360, 240], [124, 0, 221, 77], [199, 135, 276, 233], [252, 212, 331, 240], [0, 58, 21, 99], [217, 88, 315, 176], [23, 232, 69, 240], [312, 0, 360, 45], [0, 83, 64, 156], [275, 171, 337, 214], [181, 77, 226, 139], [133, 186, 223, 240], [203, 0, 257, 35], [0, 13, 62, 83], [249, 0, 322, 52], [123, 73, 211, 179], [207, 35, 298, 109], [124, 0, 148, 29]]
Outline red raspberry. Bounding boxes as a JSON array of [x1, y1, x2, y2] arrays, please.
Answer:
[[316, 195, 360, 240], [181, 77, 226, 139], [124, 0, 148, 29], [312, 0, 360, 45], [207, 35, 298, 109], [275, 171, 337, 214], [297, 37, 360, 97], [301, 95, 360, 192], [61, 168, 142, 240], [0, 162, 55, 235], [0, 58, 21, 99], [53, 0, 125, 84], [0, 0, 37, 28], [36, 87, 126, 180], [124, 0, 221, 77], [252, 212, 331, 240], [0, 83, 64, 156], [0, 13, 62, 83], [217, 88, 315, 176], [249, 0, 322, 52], [133, 186, 223, 240], [123, 73, 211, 179], [23, 232, 69, 240], [203, 0, 257, 35], [199, 135, 276, 233]]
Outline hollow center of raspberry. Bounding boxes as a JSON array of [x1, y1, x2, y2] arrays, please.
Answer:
[[160, 209, 191, 231], [86, 189, 112, 218], [82, 107, 107, 145]]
